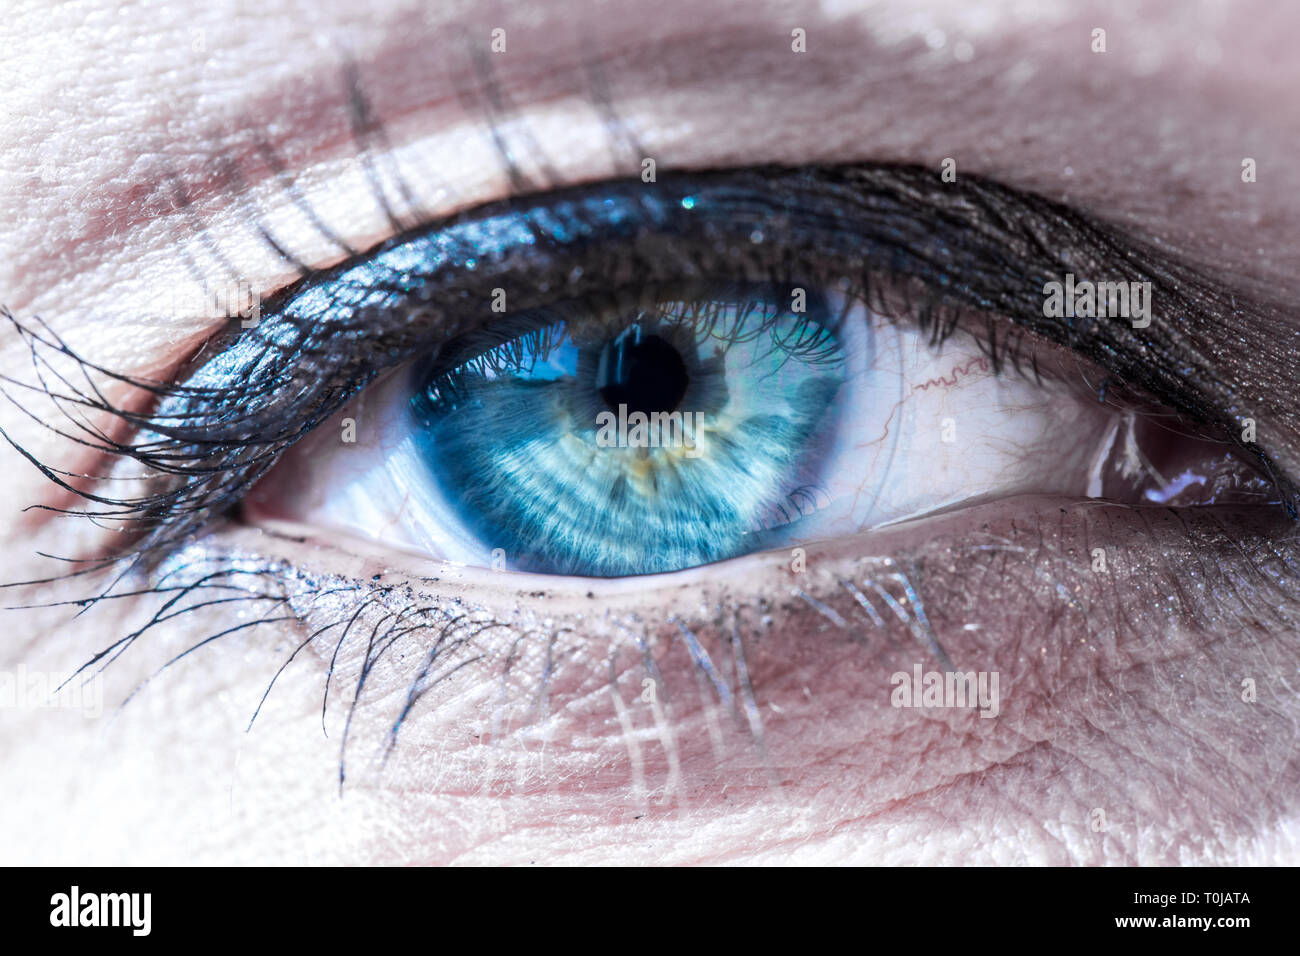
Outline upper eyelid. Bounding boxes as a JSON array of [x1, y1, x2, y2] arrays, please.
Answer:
[[11, 7, 1299, 335], [9, 47, 1289, 347], [243, 162, 1291, 443], [198, 165, 1298, 509]]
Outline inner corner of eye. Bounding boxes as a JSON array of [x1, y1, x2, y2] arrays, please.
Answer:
[[239, 278, 1268, 580], [1086, 411, 1279, 509]]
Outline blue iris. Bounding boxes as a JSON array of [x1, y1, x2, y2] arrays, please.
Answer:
[[409, 286, 845, 576]]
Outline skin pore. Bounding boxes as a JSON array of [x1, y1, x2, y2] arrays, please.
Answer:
[[0, 0, 1297, 864]]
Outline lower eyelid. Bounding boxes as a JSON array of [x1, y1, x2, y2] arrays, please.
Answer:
[[144, 494, 1293, 815]]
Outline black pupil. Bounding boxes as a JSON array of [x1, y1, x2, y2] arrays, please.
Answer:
[[596, 329, 689, 415]]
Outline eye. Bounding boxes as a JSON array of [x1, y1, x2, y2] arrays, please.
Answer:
[[247, 281, 1106, 575], [349, 282, 852, 576], [235, 168, 1276, 578]]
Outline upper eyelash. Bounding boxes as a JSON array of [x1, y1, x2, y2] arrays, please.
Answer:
[[1, 161, 1295, 594], [421, 282, 846, 406]]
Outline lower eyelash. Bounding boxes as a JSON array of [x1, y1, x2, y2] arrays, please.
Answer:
[[31, 534, 799, 790], [23, 535, 766, 791], [24, 492, 1297, 795]]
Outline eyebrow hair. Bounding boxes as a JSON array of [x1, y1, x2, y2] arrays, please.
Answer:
[[9, 1, 1299, 324]]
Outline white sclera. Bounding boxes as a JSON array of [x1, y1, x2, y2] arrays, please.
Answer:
[[247, 295, 1118, 569]]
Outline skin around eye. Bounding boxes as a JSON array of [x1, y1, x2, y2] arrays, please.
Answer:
[[3, 0, 1299, 873]]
